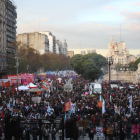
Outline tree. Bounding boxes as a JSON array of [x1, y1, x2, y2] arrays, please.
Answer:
[[71, 53, 106, 81], [129, 57, 140, 70], [70, 54, 83, 68]]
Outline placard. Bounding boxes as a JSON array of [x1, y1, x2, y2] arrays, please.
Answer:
[[96, 127, 103, 137]]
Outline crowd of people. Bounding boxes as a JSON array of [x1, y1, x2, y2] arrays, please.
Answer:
[[0, 75, 140, 140]]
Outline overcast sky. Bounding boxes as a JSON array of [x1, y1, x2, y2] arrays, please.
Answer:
[[15, 0, 140, 56]]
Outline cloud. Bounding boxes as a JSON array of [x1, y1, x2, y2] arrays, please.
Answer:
[[102, 6, 116, 10], [131, 3, 140, 6], [121, 11, 140, 21], [38, 18, 48, 21]]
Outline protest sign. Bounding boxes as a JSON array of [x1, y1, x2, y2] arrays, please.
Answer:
[[96, 127, 103, 137]]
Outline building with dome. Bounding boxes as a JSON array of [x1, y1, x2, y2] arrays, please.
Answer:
[[106, 36, 136, 65]]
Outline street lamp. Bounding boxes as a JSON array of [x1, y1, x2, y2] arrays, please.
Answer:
[[106, 56, 113, 95], [6, 48, 19, 94]]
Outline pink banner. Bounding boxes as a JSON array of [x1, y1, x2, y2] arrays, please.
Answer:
[[7, 75, 21, 85], [21, 73, 34, 85]]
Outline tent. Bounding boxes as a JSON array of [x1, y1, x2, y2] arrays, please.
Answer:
[[26, 83, 38, 89], [15, 86, 29, 91], [29, 88, 42, 93]]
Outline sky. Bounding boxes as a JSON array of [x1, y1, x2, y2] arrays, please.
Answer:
[[15, 0, 140, 56]]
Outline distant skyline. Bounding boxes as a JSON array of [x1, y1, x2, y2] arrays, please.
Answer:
[[15, 0, 140, 56]]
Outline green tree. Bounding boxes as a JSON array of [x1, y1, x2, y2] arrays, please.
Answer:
[[71, 53, 106, 81]]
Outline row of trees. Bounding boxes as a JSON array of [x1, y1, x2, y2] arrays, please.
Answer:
[[6, 44, 72, 74], [70, 53, 106, 81]]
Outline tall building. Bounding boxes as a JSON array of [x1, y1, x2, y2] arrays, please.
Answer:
[[0, 0, 7, 71], [56, 39, 68, 56], [106, 36, 136, 65], [63, 39, 68, 56], [6, 0, 17, 64], [68, 51, 74, 58], [16, 32, 49, 54], [0, 0, 17, 77], [40, 31, 56, 53], [87, 49, 96, 54], [81, 51, 86, 55]]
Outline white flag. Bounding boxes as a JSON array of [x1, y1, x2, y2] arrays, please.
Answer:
[[102, 99, 105, 115]]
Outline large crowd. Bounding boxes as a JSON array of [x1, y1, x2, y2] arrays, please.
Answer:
[[0, 76, 140, 140]]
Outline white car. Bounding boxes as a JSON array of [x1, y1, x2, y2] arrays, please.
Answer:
[[129, 85, 135, 89]]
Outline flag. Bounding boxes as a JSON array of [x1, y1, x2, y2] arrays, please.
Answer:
[[128, 95, 132, 112], [89, 85, 92, 95], [64, 112, 67, 121], [71, 103, 76, 113], [1, 110, 4, 118], [99, 94, 102, 101], [98, 101, 102, 108], [110, 95, 112, 102], [7, 102, 10, 110], [102, 99, 105, 115], [64, 100, 71, 112], [114, 105, 120, 115]]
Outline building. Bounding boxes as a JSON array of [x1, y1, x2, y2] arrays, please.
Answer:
[[63, 39, 68, 56], [87, 49, 96, 54], [40, 31, 56, 53], [6, 0, 17, 64], [16, 32, 49, 54], [103, 63, 140, 84], [68, 51, 74, 58], [0, 0, 7, 71], [0, 0, 17, 77], [81, 51, 86, 55], [56, 39, 68, 56], [106, 36, 136, 65]]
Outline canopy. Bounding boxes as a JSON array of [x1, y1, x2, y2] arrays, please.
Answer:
[[15, 86, 29, 91], [29, 88, 42, 93], [26, 83, 38, 89]]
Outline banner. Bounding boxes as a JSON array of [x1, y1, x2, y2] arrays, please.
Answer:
[[0, 79, 11, 87], [7, 75, 21, 85], [96, 127, 103, 138], [32, 97, 41, 103], [21, 73, 34, 84], [65, 100, 71, 112], [42, 80, 49, 90]]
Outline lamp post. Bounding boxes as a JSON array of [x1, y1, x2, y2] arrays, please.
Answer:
[[106, 56, 113, 95]]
